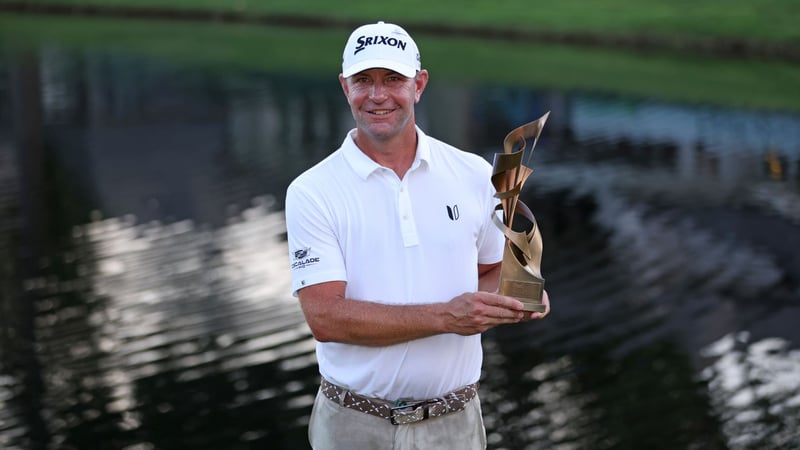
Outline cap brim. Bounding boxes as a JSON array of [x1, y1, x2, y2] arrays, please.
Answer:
[[342, 59, 418, 78]]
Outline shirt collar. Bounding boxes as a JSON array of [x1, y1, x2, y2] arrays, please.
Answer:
[[342, 126, 431, 180]]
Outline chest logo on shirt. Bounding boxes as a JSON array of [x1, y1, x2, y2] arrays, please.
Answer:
[[446, 204, 460, 221], [291, 247, 320, 270]]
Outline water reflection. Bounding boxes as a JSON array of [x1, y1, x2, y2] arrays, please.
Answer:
[[702, 332, 800, 449], [1, 45, 799, 449]]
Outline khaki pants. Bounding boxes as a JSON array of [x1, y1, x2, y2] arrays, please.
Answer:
[[308, 387, 487, 450]]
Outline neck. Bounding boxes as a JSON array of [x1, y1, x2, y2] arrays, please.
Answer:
[[354, 126, 418, 179]]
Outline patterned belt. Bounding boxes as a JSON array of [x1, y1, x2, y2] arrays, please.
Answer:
[[320, 378, 479, 425]]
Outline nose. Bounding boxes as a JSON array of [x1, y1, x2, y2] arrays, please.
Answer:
[[369, 80, 387, 101]]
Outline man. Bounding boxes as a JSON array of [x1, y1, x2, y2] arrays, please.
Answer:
[[285, 21, 550, 449]]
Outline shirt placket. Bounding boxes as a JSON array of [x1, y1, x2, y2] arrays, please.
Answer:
[[397, 177, 419, 247]]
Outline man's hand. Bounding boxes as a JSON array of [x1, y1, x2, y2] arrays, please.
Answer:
[[522, 290, 551, 321], [444, 292, 526, 335]]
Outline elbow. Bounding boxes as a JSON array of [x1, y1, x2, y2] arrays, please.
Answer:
[[304, 317, 338, 343], [308, 327, 335, 343], [298, 286, 347, 343]]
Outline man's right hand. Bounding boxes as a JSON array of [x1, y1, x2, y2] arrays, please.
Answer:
[[444, 292, 525, 335]]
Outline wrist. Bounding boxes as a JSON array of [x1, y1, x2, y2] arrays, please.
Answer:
[[427, 301, 451, 334]]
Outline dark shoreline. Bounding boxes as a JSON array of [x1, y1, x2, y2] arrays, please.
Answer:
[[2, 1, 800, 63]]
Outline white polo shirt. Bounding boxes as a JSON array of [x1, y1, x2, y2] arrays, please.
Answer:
[[285, 126, 504, 400]]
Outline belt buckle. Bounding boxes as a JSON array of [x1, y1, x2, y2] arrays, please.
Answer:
[[390, 401, 428, 425]]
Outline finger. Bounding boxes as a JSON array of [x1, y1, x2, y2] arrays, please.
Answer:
[[482, 293, 524, 311], [478, 299, 522, 317], [481, 304, 524, 322], [536, 291, 551, 318], [529, 306, 550, 320]]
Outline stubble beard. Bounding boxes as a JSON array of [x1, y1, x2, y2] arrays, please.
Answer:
[[356, 109, 414, 143]]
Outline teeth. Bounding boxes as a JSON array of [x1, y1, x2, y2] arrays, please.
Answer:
[[373, 110, 390, 115]]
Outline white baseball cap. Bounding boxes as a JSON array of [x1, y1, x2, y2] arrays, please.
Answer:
[[342, 21, 421, 78]]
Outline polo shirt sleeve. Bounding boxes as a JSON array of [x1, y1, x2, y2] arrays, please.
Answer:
[[476, 177, 505, 265], [285, 182, 347, 296]]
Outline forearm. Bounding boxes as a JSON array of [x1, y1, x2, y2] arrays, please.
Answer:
[[301, 295, 449, 346], [298, 277, 524, 347]]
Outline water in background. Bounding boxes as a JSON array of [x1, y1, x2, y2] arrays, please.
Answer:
[[1, 46, 799, 450]]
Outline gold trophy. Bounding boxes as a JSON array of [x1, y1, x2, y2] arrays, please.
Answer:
[[491, 111, 550, 314]]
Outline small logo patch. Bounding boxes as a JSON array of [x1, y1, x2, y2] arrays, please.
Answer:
[[446, 204, 460, 221], [291, 247, 320, 270]]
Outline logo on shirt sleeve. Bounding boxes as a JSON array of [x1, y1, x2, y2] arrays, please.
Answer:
[[291, 247, 320, 270]]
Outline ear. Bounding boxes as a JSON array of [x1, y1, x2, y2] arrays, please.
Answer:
[[414, 69, 429, 103], [339, 74, 349, 97]]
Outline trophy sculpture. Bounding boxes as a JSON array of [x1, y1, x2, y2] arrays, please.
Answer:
[[491, 111, 550, 314]]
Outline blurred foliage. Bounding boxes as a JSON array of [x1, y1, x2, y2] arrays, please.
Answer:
[[14, 0, 800, 43], [1, 1, 800, 111]]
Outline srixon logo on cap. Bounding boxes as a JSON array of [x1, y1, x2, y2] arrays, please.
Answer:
[[353, 35, 407, 54]]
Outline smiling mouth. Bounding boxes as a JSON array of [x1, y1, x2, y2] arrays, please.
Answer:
[[370, 109, 393, 116]]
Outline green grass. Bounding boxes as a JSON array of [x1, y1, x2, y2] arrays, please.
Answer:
[[1, 10, 799, 111], [428, 38, 800, 112], [0, 14, 346, 73], [14, 0, 800, 44]]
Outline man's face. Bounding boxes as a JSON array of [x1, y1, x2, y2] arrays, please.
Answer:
[[339, 68, 428, 143]]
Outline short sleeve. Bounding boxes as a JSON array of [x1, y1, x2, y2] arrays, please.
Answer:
[[476, 174, 505, 265], [285, 182, 348, 296]]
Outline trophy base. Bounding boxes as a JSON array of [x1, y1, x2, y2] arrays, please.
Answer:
[[501, 279, 546, 313], [521, 302, 548, 313]]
